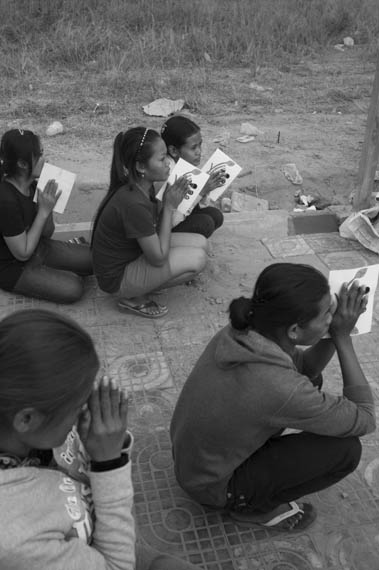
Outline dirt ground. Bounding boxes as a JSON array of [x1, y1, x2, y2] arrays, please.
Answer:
[[1, 46, 377, 225]]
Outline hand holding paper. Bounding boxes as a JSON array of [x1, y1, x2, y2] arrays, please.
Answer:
[[163, 175, 191, 210], [35, 163, 76, 214], [202, 148, 242, 201], [328, 264, 379, 336], [37, 179, 61, 217], [156, 158, 209, 217]]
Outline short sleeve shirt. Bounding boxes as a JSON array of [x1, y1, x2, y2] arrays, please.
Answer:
[[92, 185, 160, 293], [0, 181, 37, 290]]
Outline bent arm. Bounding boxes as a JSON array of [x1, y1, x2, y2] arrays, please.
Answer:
[[137, 205, 174, 267], [7, 462, 136, 570], [42, 212, 55, 238], [270, 368, 375, 438], [302, 338, 336, 379], [4, 209, 50, 261]]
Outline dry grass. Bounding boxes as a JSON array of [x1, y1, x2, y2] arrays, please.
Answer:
[[0, 0, 377, 136], [1, 0, 378, 84]]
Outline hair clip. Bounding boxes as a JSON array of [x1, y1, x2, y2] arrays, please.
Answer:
[[161, 123, 167, 134], [18, 129, 24, 136], [136, 128, 149, 156]]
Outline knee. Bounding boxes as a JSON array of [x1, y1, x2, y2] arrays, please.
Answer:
[[198, 217, 215, 238], [61, 278, 84, 304], [340, 436, 362, 475], [193, 249, 207, 273], [347, 436, 362, 471], [196, 234, 208, 251], [213, 208, 224, 229]]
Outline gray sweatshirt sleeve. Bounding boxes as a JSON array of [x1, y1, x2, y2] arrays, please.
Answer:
[[269, 371, 376, 437], [10, 461, 136, 570]]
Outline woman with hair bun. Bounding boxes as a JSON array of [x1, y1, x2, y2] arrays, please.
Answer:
[[170, 263, 375, 531]]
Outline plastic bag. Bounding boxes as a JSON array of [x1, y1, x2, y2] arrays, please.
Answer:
[[339, 206, 379, 254]]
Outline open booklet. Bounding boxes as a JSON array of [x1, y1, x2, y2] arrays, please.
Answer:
[[156, 158, 209, 217], [202, 148, 242, 201], [156, 149, 242, 216], [35, 163, 76, 214], [328, 264, 379, 335]]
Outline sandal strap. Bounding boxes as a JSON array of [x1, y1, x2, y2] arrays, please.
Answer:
[[263, 501, 304, 527]]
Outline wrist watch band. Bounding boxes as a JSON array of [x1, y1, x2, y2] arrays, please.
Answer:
[[91, 452, 129, 472]]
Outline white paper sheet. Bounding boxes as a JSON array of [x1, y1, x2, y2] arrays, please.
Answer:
[[156, 158, 209, 216], [328, 264, 379, 335], [201, 148, 242, 201], [35, 163, 76, 214]]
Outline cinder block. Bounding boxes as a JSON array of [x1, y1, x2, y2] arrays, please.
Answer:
[[288, 211, 339, 235], [327, 205, 352, 225]]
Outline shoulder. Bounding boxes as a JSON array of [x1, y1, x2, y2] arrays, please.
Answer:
[[0, 181, 18, 201]]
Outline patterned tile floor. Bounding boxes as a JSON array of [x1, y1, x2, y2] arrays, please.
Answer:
[[2, 224, 379, 570]]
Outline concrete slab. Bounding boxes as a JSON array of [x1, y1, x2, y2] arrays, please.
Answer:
[[288, 210, 339, 235], [2, 211, 379, 569], [262, 236, 315, 257]]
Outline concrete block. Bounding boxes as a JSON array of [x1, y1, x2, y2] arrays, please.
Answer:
[[327, 205, 353, 225], [53, 221, 92, 242], [231, 191, 269, 212], [288, 210, 339, 235]]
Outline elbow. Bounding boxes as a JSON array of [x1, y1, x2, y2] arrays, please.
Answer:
[[148, 256, 166, 267], [365, 416, 376, 435], [13, 251, 31, 262], [357, 415, 376, 436]]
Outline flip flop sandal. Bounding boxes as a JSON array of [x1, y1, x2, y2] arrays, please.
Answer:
[[67, 236, 88, 245], [117, 299, 168, 319], [230, 502, 316, 532]]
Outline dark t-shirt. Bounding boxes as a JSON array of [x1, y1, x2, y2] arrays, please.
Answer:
[[0, 181, 38, 290], [92, 185, 160, 293]]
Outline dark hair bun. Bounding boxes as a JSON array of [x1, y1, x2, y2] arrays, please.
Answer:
[[228, 296, 252, 330]]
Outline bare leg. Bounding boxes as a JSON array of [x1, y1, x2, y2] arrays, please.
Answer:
[[170, 232, 208, 251]]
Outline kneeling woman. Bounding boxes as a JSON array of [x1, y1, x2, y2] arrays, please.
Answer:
[[170, 263, 375, 531], [91, 127, 207, 318]]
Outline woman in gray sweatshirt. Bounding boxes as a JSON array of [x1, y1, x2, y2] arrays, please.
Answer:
[[170, 263, 375, 532]]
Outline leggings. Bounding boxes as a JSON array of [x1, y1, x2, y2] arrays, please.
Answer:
[[13, 237, 93, 304], [226, 432, 361, 514], [172, 205, 223, 238]]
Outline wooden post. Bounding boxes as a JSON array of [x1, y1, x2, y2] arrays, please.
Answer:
[[353, 54, 379, 211]]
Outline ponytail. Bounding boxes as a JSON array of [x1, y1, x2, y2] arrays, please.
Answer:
[[91, 131, 128, 247], [228, 296, 252, 330], [91, 127, 161, 247]]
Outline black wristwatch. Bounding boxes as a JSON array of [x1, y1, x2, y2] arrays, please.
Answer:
[[91, 452, 129, 472]]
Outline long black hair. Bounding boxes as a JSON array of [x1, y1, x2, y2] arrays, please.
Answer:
[[91, 127, 161, 247], [229, 263, 329, 336], [0, 129, 42, 180]]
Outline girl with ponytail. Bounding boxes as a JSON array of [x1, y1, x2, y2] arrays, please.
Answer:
[[171, 263, 375, 531], [91, 127, 207, 318], [0, 129, 92, 303]]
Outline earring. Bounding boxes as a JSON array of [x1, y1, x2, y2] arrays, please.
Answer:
[[141, 172, 145, 178]]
